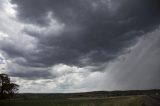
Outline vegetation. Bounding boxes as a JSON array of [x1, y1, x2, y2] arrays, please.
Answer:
[[0, 91, 160, 106], [0, 74, 19, 99], [0, 95, 145, 106]]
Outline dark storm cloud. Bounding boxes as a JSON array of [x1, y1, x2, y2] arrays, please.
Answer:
[[7, 64, 56, 80], [0, 43, 24, 58], [6, 0, 160, 68], [10, 70, 52, 80], [117, 0, 160, 30]]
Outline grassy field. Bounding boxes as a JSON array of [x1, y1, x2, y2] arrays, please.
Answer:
[[0, 95, 145, 106]]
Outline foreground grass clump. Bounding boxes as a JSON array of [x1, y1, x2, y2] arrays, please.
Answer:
[[0, 96, 144, 106]]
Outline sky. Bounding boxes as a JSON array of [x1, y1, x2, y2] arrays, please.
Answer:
[[0, 0, 160, 93]]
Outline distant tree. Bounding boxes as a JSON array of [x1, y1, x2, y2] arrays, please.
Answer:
[[0, 73, 19, 99]]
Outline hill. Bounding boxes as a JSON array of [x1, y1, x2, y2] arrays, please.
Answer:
[[0, 89, 160, 106]]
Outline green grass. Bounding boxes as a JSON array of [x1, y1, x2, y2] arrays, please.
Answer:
[[0, 96, 145, 106]]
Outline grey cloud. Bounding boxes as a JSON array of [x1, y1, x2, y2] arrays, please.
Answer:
[[7, 63, 53, 80], [0, 0, 160, 82], [117, 0, 160, 30], [8, 0, 160, 69], [10, 70, 52, 80], [0, 43, 24, 58]]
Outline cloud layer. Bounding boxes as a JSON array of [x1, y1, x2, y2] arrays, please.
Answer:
[[8, 0, 160, 67], [0, 0, 160, 92]]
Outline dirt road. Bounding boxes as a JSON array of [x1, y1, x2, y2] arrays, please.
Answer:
[[144, 95, 160, 106]]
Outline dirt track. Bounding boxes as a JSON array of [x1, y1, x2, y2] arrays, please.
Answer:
[[144, 95, 160, 106]]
